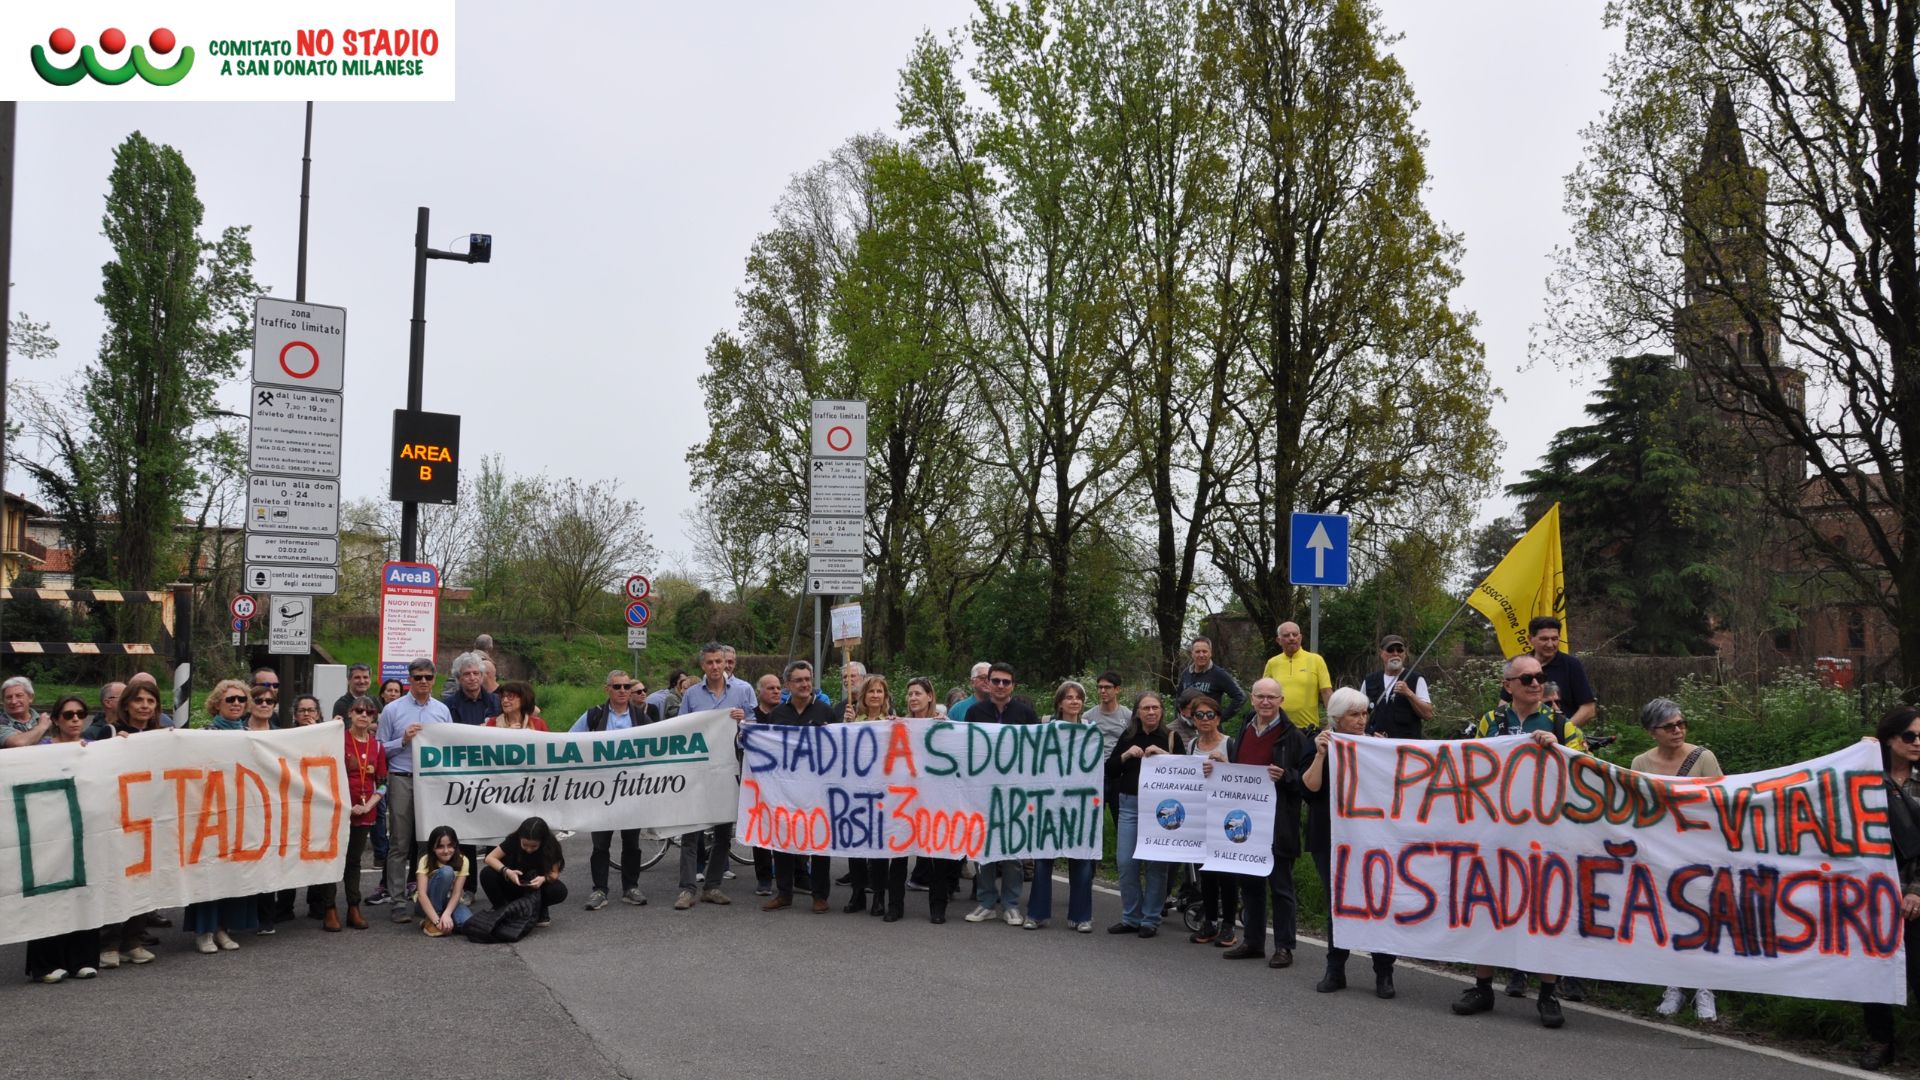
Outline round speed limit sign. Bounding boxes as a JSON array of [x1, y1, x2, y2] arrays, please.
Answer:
[[231, 594, 258, 620], [625, 574, 651, 601]]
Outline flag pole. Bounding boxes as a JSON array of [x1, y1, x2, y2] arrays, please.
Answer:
[[1377, 588, 1479, 711]]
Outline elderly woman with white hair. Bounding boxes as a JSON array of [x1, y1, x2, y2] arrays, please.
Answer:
[[1300, 685, 1399, 998]]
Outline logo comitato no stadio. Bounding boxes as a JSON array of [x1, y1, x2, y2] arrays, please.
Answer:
[[33, 27, 194, 86]]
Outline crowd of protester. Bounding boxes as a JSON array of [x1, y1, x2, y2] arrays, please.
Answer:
[[5, 616, 1916, 1071]]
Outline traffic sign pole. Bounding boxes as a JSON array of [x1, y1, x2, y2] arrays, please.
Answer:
[[1310, 586, 1321, 655]]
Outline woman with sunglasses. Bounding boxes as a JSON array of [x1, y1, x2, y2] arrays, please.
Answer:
[[1861, 707, 1920, 1071], [99, 683, 169, 969], [317, 695, 388, 932], [184, 682, 260, 952], [22, 696, 101, 983], [1179, 693, 1240, 948], [1626, 697, 1722, 1022], [238, 685, 298, 933], [842, 674, 905, 919]]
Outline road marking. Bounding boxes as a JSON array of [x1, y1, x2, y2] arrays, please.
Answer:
[[1063, 875, 1870, 1077]]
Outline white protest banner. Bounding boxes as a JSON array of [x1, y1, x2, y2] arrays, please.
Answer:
[[1203, 762, 1276, 875], [1329, 734, 1905, 1003], [1133, 754, 1209, 863], [0, 723, 348, 946], [413, 709, 739, 842], [738, 718, 1104, 860]]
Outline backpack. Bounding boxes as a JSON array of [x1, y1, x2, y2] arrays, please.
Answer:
[[462, 891, 542, 943]]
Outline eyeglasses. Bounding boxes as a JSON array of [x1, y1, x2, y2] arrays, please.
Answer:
[[58, 709, 86, 719], [1192, 710, 1218, 720], [608, 682, 634, 690], [989, 678, 1013, 686], [410, 674, 434, 681], [252, 695, 277, 705], [1383, 644, 1406, 653], [224, 694, 248, 704], [1896, 731, 1920, 745], [1652, 720, 1687, 733], [1505, 673, 1544, 686], [350, 707, 376, 716]]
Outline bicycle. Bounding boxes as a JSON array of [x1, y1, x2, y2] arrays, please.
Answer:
[[632, 827, 756, 871]]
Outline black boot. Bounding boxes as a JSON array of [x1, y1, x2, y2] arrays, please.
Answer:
[[842, 892, 867, 914], [1315, 960, 1347, 993], [1537, 985, 1565, 1029]]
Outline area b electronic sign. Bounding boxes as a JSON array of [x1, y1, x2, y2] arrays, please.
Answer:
[[389, 409, 461, 504]]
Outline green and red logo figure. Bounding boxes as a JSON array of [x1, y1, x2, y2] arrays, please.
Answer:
[[33, 27, 194, 86]]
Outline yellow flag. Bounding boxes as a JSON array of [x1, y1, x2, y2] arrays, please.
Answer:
[[1468, 504, 1567, 658]]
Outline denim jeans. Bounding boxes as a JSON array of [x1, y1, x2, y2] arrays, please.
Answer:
[[424, 865, 472, 928], [1116, 794, 1170, 927], [1027, 858, 1095, 924], [973, 859, 1024, 911]]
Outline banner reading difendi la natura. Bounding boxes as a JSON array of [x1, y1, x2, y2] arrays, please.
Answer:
[[0, 723, 349, 946], [413, 709, 740, 842], [1329, 734, 1906, 1003], [738, 719, 1105, 860]]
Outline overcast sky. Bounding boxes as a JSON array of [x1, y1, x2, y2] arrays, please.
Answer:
[[9, 1, 1617, 572]]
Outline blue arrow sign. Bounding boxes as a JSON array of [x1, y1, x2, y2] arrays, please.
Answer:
[[1289, 512, 1350, 587]]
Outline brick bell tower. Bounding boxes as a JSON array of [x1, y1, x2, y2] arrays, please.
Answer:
[[1673, 85, 1806, 490]]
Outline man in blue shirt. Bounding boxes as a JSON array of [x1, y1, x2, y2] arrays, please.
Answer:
[[673, 641, 755, 910], [573, 670, 650, 911], [947, 662, 991, 722], [377, 657, 454, 923], [441, 651, 499, 725]]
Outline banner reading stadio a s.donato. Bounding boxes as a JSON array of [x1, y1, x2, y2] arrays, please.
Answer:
[[1329, 734, 1905, 1004], [413, 709, 740, 842]]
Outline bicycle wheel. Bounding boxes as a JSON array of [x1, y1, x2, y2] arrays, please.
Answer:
[[728, 835, 755, 866], [1181, 902, 1204, 934], [636, 835, 672, 870]]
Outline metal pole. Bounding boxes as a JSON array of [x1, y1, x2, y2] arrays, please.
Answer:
[[0, 102, 14, 653], [400, 206, 428, 562], [1309, 586, 1321, 654], [812, 595, 823, 688], [171, 583, 193, 726], [296, 102, 312, 302]]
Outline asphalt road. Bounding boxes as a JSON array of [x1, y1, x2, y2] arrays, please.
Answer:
[[0, 839, 1866, 1079]]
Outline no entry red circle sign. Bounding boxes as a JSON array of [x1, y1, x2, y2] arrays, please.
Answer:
[[279, 340, 321, 379], [827, 425, 853, 452]]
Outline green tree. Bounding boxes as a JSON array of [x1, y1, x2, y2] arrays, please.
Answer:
[[520, 477, 654, 640], [1547, 1, 1920, 682], [1198, 0, 1498, 638], [1510, 354, 1742, 654]]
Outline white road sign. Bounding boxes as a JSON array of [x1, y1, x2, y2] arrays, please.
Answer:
[[810, 400, 868, 458], [253, 297, 346, 392], [245, 563, 339, 596], [247, 476, 340, 537], [627, 627, 648, 649], [807, 555, 863, 596], [248, 386, 343, 477], [808, 517, 862, 555], [268, 594, 313, 656], [245, 534, 339, 567]]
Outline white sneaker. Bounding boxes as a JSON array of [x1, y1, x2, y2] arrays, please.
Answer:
[[1075, 921, 1094, 933], [963, 905, 997, 923], [194, 933, 217, 954], [127, 947, 156, 964], [98, 950, 121, 970], [1694, 989, 1717, 1021], [38, 968, 66, 984], [214, 929, 240, 951], [1004, 906, 1023, 926], [1656, 986, 1684, 1016], [75, 966, 98, 979]]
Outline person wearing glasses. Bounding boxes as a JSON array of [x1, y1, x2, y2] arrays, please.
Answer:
[[23, 696, 101, 982], [241, 685, 300, 930], [185, 682, 260, 952], [307, 694, 388, 932], [1452, 653, 1581, 1028], [1859, 707, 1920, 1071], [573, 670, 651, 912], [1222, 678, 1314, 967], [1362, 635, 1431, 739], [961, 663, 1040, 927], [250, 667, 287, 728], [291, 695, 323, 726], [378, 658, 455, 924], [1180, 694, 1239, 948], [1627, 697, 1722, 1022]]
